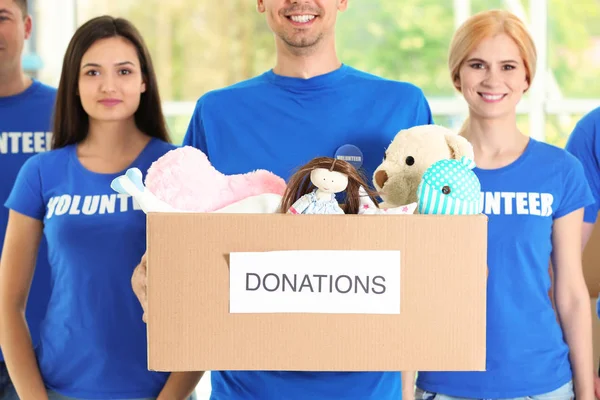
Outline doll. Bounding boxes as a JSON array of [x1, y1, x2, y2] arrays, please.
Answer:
[[278, 157, 380, 215]]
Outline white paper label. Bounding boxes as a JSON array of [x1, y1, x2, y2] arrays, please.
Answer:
[[229, 250, 400, 314]]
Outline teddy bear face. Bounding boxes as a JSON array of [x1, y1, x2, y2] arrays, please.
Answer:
[[372, 125, 474, 208]]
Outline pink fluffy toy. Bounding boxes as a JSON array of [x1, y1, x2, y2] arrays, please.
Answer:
[[110, 146, 287, 214]]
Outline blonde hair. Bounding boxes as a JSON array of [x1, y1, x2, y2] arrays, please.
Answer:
[[448, 10, 537, 135]]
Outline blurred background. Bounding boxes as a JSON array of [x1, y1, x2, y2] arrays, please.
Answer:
[[23, 0, 600, 397], [27, 0, 600, 149]]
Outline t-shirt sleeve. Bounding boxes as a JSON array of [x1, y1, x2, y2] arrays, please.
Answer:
[[414, 88, 434, 125], [564, 114, 600, 223], [182, 97, 209, 154], [4, 155, 46, 221], [553, 152, 595, 220]]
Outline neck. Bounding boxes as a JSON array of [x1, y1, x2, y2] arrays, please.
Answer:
[[462, 113, 526, 156], [315, 188, 333, 200], [272, 38, 341, 79], [0, 67, 32, 97], [81, 118, 147, 155]]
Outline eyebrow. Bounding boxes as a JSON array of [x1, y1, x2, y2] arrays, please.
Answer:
[[467, 57, 519, 64], [0, 8, 14, 16], [81, 61, 136, 69]]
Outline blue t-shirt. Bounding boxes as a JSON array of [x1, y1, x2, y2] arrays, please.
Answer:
[[183, 64, 433, 400], [0, 79, 55, 361], [565, 106, 600, 224], [5, 138, 176, 399], [416, 138, 594, 398]]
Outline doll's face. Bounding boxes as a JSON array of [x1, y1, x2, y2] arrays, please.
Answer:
[[310, 168, 348, 194]]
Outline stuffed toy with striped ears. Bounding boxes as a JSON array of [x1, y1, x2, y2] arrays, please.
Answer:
[[417, 156, 482, 215]]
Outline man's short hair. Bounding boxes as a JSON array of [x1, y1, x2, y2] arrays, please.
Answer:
[[14, 0, 28, 16]]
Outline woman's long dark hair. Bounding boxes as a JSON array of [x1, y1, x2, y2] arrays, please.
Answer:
[[52, 16, 171, 149]]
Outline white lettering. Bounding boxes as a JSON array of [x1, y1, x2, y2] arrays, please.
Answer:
[[69, 195, 81, 215], [99, 195, 116, 214], [484, 192, 501, 215], [529, 193, 541, 216], [8, 132, 20, 153], [541, 193, 554, 217], [45, 193, 142, 219], [34, 132, 46, 152], [500, 192, 515, 214], [54, 195, 71, 216], [481, 191, 554, 217], [82, 195, 100, 215], [515, 192, 528, 215], [0, 132, 53, 154], [46, 197, 60, 219], [22, 132, 33, 153], [117, 194, 129, 212], [336, 155, 361, 162]]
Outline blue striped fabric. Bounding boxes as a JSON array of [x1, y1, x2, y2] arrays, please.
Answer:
[[417, 156, 482, 215]]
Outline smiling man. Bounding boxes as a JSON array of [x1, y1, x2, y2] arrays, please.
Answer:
[[132, 1, 433, 399], [0, 0, 55, 398]]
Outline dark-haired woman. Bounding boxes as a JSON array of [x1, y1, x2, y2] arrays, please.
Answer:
[[0, 16, 201, 400]]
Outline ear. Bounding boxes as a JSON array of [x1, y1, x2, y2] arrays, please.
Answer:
[[338, 0, 349, 12], [23, 15, 32, 40], [257, 0, 265, 13], [445, 132, 474, 160], [453, 77, 461, 92], [453, 72, 463, 92], [141, 81, 146, 93]]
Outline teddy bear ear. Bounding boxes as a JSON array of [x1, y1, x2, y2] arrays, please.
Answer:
[[444, 133, 474, 160]]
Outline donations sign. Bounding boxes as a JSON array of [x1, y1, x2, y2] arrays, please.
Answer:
[[229, 250, 401, 314]]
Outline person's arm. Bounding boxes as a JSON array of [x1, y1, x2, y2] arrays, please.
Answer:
[[157, 371, 205, 400], [551, 208, 594, 400], [131, 252, 148, 322], [0, 211, 49, 400], [401, 371, 415, 400]]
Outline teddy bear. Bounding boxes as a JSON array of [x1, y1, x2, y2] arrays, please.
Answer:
[[372, 124, 474, 208]]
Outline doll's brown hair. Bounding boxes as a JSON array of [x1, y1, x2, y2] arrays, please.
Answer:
[[278, 157, 380, 214]]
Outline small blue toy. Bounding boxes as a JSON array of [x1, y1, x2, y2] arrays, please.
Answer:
[[417, 156, 482, 215]]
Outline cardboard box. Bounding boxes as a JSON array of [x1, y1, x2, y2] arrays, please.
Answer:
[[591, 297, 600, 374], [146, 213, 488, 372], [584, 222, 600, 375], [584, 224, 600, 297]]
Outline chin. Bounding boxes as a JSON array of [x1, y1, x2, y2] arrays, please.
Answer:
[[467, 103, 515, 120], [89, 113, 134, 123], [477, 110, 514, 120]]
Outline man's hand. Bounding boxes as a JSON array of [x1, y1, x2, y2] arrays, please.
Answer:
[[594, 374, 600, 399], [132, 252, 148, 322]]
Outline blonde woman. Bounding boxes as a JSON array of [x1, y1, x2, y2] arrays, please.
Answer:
[[415, 10, 594, 400]]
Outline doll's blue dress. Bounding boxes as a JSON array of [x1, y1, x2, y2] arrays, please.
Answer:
[[287, 189, 344, 214]]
